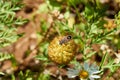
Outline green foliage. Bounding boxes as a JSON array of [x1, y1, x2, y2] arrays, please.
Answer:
[[36, 42, 50, 64], [103, 58, 120, 72], [0, 53, 13, 61], [38, 73, 50, 80], [0, 0, 120, 80], [39, 0, 120, 79], [0, 53, 13, 76], [0, 0, 27, 79], [115, 11, 120, 29], [0, 0, 27, 48], [11, 70, 51, 80], [17, 70, 34, 80]]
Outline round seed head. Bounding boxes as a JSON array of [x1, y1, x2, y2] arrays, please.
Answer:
[[48, 36, 77, 64]]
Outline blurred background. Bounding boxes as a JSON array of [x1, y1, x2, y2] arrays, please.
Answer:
[[1, 0, 120, 80]]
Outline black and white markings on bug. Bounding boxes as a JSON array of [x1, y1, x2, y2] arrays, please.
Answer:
[[59, 35, 72, 45]]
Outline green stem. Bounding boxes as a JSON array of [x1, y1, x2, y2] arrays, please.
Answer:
[[69, 0, 87, 24], [103, 64, 120, 68], [99, 52, 108, 70]]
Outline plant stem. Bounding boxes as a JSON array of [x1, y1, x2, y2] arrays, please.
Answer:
[[99, 52, 108, 70]]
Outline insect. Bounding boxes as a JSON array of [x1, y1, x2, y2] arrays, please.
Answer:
[[59, 35, 72, 45]]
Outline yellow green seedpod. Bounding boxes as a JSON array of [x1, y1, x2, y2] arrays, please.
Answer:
[[48, 35, 77, 64]]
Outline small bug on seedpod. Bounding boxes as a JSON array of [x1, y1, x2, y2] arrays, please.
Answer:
[[59, 35, 72, 45], [48, 35, 77, 64]]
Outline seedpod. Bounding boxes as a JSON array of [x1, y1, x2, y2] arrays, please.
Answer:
[[48, 35, 77, 64]]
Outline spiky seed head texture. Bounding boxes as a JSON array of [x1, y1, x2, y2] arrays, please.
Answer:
[[48, 36, 77, 64]]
